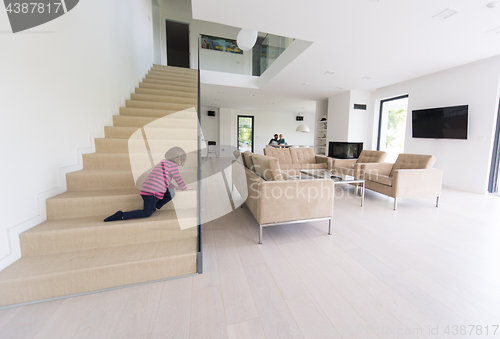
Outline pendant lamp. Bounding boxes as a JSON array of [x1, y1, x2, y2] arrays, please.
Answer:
[[237, 29, 258, 51]]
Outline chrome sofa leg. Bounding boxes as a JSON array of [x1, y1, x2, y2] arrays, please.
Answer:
[[394, 198, 397, 210], [259, 225, 263, 244], [328, 218, 332, 235], [436, 196, 440, 207]]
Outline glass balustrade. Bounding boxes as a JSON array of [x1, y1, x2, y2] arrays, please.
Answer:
[[199, 33, 294, 76]]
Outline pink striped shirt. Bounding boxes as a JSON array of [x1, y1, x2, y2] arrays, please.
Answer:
[[140, 160, 188, 199]]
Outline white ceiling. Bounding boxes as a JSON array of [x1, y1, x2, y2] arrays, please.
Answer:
[[191, 0, 500, 112]]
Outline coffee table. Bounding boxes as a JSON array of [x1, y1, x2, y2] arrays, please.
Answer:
[[299, 169, 365, 207]]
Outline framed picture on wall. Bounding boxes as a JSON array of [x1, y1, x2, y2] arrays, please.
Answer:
[[201, 34, 243, 54]]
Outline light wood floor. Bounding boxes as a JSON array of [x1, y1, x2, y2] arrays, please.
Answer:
[[1, 159, 500, 338]]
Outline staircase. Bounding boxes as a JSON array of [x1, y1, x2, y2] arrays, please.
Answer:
[[0, 65, 200, 307]]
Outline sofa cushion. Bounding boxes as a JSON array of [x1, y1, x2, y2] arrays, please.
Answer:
[[357, 150, 388, 164], [290, 148, 315, 165], [251, 154, 283, 181], [279, 163, 302, 170], [390, 154, 436, 177], [264, 148, 293, 164], [301, 163, 327, 170], [366, 173, 393, 186], [243, 151, 254, 170]]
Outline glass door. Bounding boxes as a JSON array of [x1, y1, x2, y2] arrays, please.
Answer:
[[377, 95, 409, 162], [238, 116, 254, 152]]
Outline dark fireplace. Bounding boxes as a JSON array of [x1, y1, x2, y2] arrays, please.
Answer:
[[328, 142, 363, 159]]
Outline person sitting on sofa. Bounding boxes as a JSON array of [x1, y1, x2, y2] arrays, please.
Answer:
[[278, 134, 287, 146], [268, 134, 279, 146]]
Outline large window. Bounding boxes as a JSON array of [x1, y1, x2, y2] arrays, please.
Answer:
[[238, 116, 254, 152], [377, 95, 409, 163]]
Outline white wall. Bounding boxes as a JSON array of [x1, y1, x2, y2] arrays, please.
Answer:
[[0, 0, 154, 270], [219, 108, 234, 157], [369, 55, 500, 194], [199, 47, 252, 75], [327, 90, 371, 147], [328, 91, 351, 142], [218, 109, 315, 155], [348, 90, 370, 143], [152, 1, 162, 65]]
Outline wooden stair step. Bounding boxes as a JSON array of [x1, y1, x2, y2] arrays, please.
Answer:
[[0, 238, 197, 307], [125, 99, 196, 111], [112, 115, 197, 128], [20, 209, 198, 256], [46, 188, 198, 219], [105, 125, 197, 139], [147, 70, 197, 81], [66, 168, 198, 191], [82, 152, 198, 169], [138, 82, 197, 93], [95, 138, 198, 153], [119, 107, 179, 118], [141, 78, 195, 88], [151, 64, 198, 75], [130, 93, 197, 105], [134, 87, 197, 98]]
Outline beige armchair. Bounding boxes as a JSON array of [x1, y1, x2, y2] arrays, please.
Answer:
[[332, 150, 387, 179], [360, 153, 442, 210], [236, 151, 334, 243]]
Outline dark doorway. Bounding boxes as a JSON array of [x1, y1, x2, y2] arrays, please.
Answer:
[[166, 20, 190, 68]]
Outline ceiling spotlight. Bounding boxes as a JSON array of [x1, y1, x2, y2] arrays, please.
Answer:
[[324, 71, 335, 75], [250, 94, 256, 96], [362, 76, 372, 80], [433, 8, 458, 20], [487, 1, 500, 8]]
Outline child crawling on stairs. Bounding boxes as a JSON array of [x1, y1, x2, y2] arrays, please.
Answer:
[[104, 146, 194, 222]]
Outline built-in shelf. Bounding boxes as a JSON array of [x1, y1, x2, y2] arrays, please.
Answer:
[[315, 119, 328, 155]]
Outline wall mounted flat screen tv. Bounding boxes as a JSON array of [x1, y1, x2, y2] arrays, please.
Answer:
[[412, 105, 468, 140]]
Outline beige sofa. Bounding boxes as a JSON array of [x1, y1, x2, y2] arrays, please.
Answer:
[[234, 150, 334, 244], [331, 150, 387, 179], [263, 147, 332, 175], [360, 153, 443, 210]]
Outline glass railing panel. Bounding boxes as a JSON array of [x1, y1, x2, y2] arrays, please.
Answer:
[[260, 34, 294, 75], [199, 34, 253, 76], [199, 32, 294, 77]]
